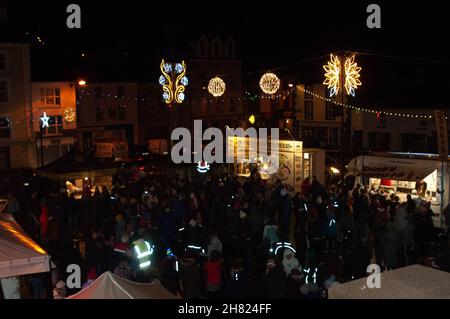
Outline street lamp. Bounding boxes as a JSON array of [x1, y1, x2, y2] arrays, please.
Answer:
[[77, 79, 87, 87], [39, 112, 50, 167]]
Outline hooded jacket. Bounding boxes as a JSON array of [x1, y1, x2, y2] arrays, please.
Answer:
[[207, 235, 223, 258], [282, 249, 301, 275]]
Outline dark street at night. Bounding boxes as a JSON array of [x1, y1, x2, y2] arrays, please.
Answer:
[[1, 0, 450, 306]]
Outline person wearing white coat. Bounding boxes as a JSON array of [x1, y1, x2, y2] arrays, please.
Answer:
[[282, 248, 302, 276]]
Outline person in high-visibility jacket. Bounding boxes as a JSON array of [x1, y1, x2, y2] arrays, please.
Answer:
[[133, 239, 153, 269]]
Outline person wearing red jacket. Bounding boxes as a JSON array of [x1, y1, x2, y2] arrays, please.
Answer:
[[203, 251, 222, 298]]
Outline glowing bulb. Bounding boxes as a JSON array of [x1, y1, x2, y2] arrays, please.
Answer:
[[248, 115, 256, 124]]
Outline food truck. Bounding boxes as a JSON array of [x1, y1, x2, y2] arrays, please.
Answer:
[[347, 152, 449, 226], [227, 136, 325, 193]]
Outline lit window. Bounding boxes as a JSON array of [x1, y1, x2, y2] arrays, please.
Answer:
[[40, 88, 61, 105]]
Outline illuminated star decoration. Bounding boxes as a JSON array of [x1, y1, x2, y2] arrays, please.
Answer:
[[197, 160, 210, 173], [344, 55, 362, 97], [323, 54, 341, 97], [40, 112, 50, 128]]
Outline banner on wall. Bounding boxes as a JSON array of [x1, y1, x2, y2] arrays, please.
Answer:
[[347, 156, 439, 181], [434, 110, 448, 160]]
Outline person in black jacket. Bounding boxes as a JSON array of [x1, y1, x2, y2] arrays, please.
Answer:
[[286, 268, 302, 298], [263, 259, 287, 299]]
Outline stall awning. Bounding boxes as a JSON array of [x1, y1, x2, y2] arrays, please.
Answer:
[[0, 213, 50, 278], [36, 149, 118, 181], [67, 271, 181, 299], [347, 155, 440, 181], [329, 265, 450, 299]]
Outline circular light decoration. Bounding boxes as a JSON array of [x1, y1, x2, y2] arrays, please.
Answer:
[[63, 108, 76, 123], [208, 77, 226, 97], [259, 72, 280, 94]]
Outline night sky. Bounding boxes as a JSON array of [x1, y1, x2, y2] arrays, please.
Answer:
[[1, 0, 450, 108]]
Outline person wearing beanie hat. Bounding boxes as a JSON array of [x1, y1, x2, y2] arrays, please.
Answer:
[[114, 234, 129, 255]]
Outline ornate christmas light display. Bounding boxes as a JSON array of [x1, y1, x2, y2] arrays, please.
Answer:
[[63, 108, 76, 123], [344, 55, 362, 97], [323, 54, 362, 97], [208, 76, 226, 97], [259, 72, 280, 94], [323, 54, 341, 97], [159, 59, 188, 105]]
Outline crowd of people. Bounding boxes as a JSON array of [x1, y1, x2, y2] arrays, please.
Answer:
[[9, 166, 450, 299]]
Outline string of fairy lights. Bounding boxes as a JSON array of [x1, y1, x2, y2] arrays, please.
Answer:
[[75, 53, 447, 120], [296, 86, 437, 119]]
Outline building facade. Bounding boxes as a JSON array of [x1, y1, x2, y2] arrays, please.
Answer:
[[189, 35, 243, 130], [353, 109, 450, 154], [31, 82, 77, 166], [0, 43, 35, 169], [76, 82, 139, 158]]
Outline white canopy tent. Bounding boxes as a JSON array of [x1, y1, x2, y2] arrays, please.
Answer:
[[329, 265, 450, 299], [67, 271, 181, 299], [0, 213, 50, 279]]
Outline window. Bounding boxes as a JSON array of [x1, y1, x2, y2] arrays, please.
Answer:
[[96, 106, 104, 122], [368, 132, 391, 151], [0, 81, 8, 102], [117, 86, 125, 98], [108, 106, 117, 119], [0, 117, 11, 138], [326, 102, 336, 120], [229, 98, 236, 113], [0, 147, 9, 169], [302, 127, 312, 139], [95, 87, 103, 98], [40, 88, 61, 105], [419, 118, 428, 129], [0, 53, 6, 70], [305, 100, 313, 120], [199, 37, 208, 57], [213, 39, 221, 58], [305, 85, 313, 100], [401, 134, 426, 153], [328, 127, 340, 145], [376, 114, 386, 128], [43, 116, 63, 136], [118, 104, 127, 120]]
